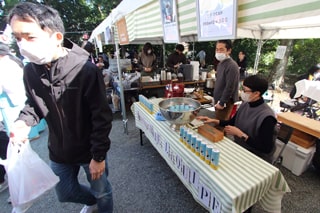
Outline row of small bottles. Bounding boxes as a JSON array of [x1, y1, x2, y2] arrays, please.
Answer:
[[138, 94, 154, 113], [180, 126, 220, 170]]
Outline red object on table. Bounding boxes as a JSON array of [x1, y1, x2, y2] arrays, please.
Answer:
[[165, 83, 184, 98]]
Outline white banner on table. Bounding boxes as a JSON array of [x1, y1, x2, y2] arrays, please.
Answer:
[[189, 168, 200, 190], [196, 0, 237, 41], [198, 183, 211, 208], [159, 0, 180, 43]]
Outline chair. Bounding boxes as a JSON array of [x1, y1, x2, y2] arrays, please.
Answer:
[[272, 122, 294, 165]]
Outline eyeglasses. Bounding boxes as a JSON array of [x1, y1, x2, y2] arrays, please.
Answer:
[[241, 88, 253, 93]]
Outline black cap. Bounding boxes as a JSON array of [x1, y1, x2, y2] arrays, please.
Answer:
[[243, 75, 268, 96]]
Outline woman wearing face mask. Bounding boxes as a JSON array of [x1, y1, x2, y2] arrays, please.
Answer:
[[197, 75, 277, 163], [138, 42, 157, 76]]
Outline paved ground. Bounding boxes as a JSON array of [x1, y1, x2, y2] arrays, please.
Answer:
[[0, 91, 320, 212]]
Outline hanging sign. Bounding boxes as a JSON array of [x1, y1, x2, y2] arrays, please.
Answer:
[[159, 0, 180, 43], [104, 26, 113, 45], [196, 0, 237, 41], [116, 18, 129, 45], [275, 46, 287, 59]]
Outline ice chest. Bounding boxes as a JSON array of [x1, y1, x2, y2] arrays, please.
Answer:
[[274, 140, 316, 176]]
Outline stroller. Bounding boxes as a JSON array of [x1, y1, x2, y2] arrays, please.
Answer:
[[280, 97, 320, 120]]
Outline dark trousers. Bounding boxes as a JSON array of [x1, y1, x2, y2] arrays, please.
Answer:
[[215, 100, 234, 120], [0, 131, 9, 183]]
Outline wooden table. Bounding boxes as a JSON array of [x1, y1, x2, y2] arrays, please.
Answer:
[[277, 112, 320, 148], [277, 112, 320, 138], [134, 99, 290, 213]]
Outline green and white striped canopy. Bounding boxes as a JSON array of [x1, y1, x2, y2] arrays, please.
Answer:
[[90, 0, 320, 45]]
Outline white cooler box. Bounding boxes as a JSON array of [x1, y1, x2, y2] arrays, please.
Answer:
[[274, 140, 316, 176]]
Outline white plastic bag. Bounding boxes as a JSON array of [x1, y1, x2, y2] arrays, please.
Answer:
[[0, 140, 59, 212]]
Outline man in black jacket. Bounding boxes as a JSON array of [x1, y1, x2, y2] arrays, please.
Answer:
[[8, 2, 113, 212]]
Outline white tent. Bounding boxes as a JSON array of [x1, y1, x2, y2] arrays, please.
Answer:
[[90, 0, 320, 44], [237, 0, 320, 40]]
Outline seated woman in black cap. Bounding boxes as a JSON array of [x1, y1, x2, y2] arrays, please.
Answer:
[[197, 75, 277, 163]]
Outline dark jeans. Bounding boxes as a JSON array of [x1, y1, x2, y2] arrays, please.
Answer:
[[50, 159, 113, 213], [0, 131, 9, 183]]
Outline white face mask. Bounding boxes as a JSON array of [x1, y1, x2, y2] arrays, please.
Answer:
[[314, 72, 320, 80], [215, 52, 227, 61], [240, 91, 251, 102], [17, 35, 58, 65]]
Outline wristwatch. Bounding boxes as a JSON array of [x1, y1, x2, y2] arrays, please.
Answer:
[[217, 101, 226, 108], [93, 154, 105, 162], [241, 134, 248, 142]]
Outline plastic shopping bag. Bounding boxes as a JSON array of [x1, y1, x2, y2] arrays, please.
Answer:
[[0, 140, 59, 212]]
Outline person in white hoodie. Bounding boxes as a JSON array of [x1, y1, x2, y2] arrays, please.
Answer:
[[0, 42, 26, 192]]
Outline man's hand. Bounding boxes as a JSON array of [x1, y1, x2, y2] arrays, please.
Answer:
[[10, 120, 31, 143], [89, 159, 105, 180], [214, 103, 224, 110]]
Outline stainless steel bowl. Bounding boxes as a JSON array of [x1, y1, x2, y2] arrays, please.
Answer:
[[158, 97, 201, 131]]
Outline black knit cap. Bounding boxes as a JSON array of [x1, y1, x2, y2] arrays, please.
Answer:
[[243, 75, 269, 96], [175, 44, 184, 52], [0, 42, 10, 56]]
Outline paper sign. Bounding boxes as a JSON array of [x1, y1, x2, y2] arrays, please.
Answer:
[[189, 168, 200, 190], [275, 45, 287, 59], [159, 0, 180, 43], [116, 18, 129, 45], [196, 0, 237, 41], [198, 183, 211, 207], [210, 191, 222, 213]]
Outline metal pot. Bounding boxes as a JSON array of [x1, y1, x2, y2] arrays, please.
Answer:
[[206, 78, 215, 88]]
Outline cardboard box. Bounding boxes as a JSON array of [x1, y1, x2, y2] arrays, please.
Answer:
[[290, 129, 316, 148], [197, 124, 224, 143], [274, 140, 316, 176]]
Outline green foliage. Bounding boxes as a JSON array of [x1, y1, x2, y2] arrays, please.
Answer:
[[287, 39, 320, 75], [0, 0, 120, 45]]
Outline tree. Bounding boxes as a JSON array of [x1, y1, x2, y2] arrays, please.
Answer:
[[43, 0, 119, 44], [0, 0, 121, 45], [269, 39, 294, 88]]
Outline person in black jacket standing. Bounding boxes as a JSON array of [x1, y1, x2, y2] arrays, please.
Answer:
[[8, 2, 113, 213], [237, 50, 247, 81]]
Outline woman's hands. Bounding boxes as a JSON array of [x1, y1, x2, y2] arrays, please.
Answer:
[[224, 126, 248, 141], [196, 117, 247, 140], [196, 116, 219, 125]]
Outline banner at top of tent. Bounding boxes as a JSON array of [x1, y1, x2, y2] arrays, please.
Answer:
[[159, 0, 180, 43]]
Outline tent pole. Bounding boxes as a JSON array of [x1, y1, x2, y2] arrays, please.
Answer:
[[192, 39, 195, 60], [162, 39, 166, 68], [115, 42, 128, 134], [253, 39, 263, 74]]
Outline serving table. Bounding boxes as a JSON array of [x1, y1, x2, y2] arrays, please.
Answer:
[[133, 99, 290, 213]]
